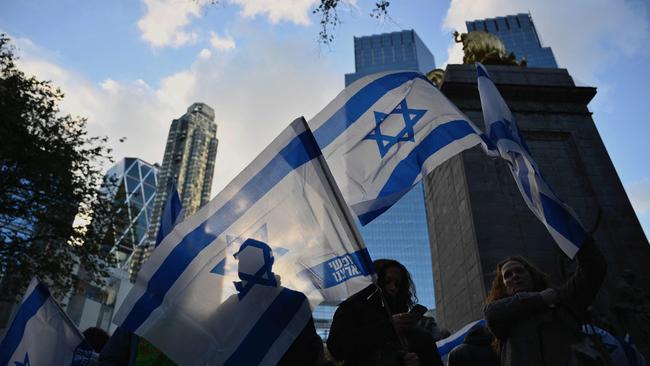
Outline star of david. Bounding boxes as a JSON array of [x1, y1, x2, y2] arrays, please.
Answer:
[[232, 239, 278, 300], [15, 353, 29, 366], [364, 99, 426, 158]]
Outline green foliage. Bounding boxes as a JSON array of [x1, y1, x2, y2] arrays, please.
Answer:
[[313, 0, 391, 45], [0, 34, 121, 301]]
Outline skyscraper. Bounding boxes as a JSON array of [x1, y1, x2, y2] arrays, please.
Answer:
[[345, 30, 436, 86], [129, 102, 219, 280], [465, 13, 558, 68], [67, 157, 159, 331], [315, 30, 436, 340]]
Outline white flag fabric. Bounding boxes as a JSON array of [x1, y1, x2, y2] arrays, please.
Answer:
[[308, 70, 494, 225], [0, 278, 95, 366], [435, 319, 485, 364], [582, 325, 647, 366], [476, 63, 586, 258], [113, 117, 373, 365]]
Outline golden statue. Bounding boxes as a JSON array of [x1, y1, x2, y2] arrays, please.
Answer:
[[425, 31, 526, 88], [453, 31, 527, 67]]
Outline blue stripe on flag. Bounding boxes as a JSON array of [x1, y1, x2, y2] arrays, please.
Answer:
[[298, 248, 374, 289], [476, 64, 490, 79], [437, 319, 486, 357], [513, 153, 533, 202], [357, 119, 477, 225], [121, 131, 322, 332], [155, 182, 182, 248], [0, 283, 50, 365], [313, 72, 430, 149], [539, 193, 585, 249], [224, 288, 306, 365]]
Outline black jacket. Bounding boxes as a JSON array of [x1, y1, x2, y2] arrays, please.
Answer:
[[447, 324, 499, 366], [484, 239, 607, 366], [327, 285, 443, 366]]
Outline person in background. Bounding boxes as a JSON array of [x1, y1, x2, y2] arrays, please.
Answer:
[[447, 323, 499, 366], [327, 259, 443, 366], [83, 327, 109, 354], [484, 235, 607, 365]]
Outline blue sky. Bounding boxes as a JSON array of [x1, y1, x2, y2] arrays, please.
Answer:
[[2, 0, 649, 237]]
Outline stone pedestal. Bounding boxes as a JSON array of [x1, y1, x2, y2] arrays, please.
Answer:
[[424, 65, 650, 333]]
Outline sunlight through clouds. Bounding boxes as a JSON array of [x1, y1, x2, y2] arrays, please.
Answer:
[[138, 0, 205, 48], [210, 31, 236, 51]]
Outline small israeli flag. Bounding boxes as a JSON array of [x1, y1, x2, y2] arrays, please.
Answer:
[[155, 181, 183, 248], [476, 63, 586, 258], [0, 279, 95, 366], [436, 319, 485, 363], [308, 71, 493, 225], [114, 117, 373, 365]]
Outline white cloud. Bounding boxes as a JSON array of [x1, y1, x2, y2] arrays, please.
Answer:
[[12, 31, 342, 196], [627, 178, 650, 214], [441, 0, 649, 84], [153, 32, 342, 193], [137, 0, 204, 48], [210, 31, 236, 51], [13, 39, 176, 170], [228, 0, 318, 25], [199, 48, 212, 60]]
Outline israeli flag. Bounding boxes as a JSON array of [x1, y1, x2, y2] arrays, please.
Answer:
[[308, 71, 494, 225], [476, 63, 586, 258], [0, 278, 95, 366], [114, 117, 373, 365], [155, 181, 183, 247], [436, 319, 485, 363], [582, 326, 647, 366]]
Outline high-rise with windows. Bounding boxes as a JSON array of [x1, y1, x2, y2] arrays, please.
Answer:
[[345, 30, 435, 86], [129, 102, 219, 280], [67, 157, 159, 331], [465, 13, 558, 68]]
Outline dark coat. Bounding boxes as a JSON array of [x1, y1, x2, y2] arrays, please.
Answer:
[[447, 324, 499, 366], [327, 285, 443, 366], [277, 312, 323, 366], [484, 239, 607, 366]]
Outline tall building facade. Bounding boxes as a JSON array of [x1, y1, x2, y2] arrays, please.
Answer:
[[67, 157, 159, 331], [130, 102, 219, 280], [345, 30, 436, 86], [425, 65, 650, 336], [466, 13, 558, 68], [315, 30, 437, 340]]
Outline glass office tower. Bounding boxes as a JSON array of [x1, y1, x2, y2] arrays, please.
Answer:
[[316, 30, 436, 340], [345, 30, 435, 85], [465, 13, 558, 68], [67, 158, 159, 331]]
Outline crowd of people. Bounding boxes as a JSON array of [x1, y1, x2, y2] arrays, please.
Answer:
[[87, 234, 649, 365]]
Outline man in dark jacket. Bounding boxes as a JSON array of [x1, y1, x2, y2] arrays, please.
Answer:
[[327, 259, 443, 366], [447, 324, 499, 366]]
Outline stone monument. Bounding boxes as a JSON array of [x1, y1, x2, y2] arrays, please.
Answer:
[[424, 64, 650, 343]]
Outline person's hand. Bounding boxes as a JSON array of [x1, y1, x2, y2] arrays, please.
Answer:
[[540, 288, 558, 305], [392, 313, 419, 332], [403, 352, 420, 366]]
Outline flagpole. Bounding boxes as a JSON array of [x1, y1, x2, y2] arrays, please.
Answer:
[[298, 117, 408, 351]]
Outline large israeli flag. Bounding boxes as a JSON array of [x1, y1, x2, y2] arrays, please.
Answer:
[[0, 279, 95, 366], [308, 71, 494, 225], [476, 63, 586, 257], [114, 117, 373, 365]]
